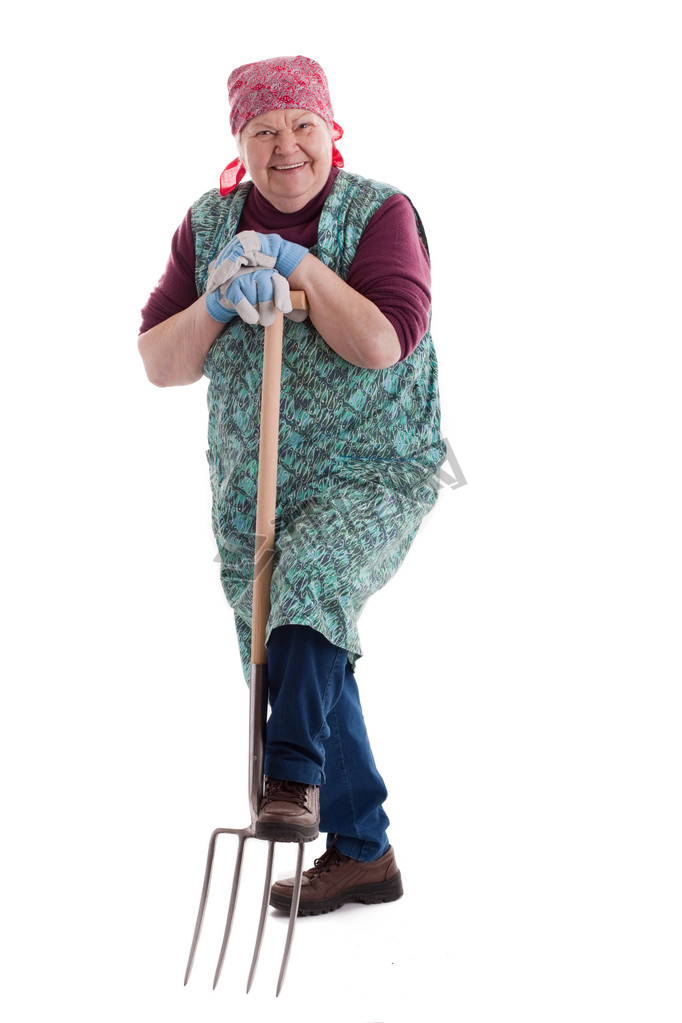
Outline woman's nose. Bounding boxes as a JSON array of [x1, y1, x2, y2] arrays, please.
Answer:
[[274, 129, 298, 155]]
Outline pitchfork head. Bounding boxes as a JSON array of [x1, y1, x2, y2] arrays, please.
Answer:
[[183, 825, 305, 996], [183, 660, 309, 996]]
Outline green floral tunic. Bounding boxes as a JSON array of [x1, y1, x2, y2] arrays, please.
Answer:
[[192, 170, 446, 680]]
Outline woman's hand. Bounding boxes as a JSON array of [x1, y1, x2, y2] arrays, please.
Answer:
[[207, 230, 308, 293], [206, 267, 294, 325], [288, 254, 401, 370]]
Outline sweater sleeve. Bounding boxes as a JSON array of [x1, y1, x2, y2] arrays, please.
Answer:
[[139, 208, 198, 333], [345, 194, 431, 361]]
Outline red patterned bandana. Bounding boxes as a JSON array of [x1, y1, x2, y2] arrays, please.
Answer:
[[219, 55, 344, 196]]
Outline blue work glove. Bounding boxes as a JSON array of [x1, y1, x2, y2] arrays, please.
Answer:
[[243, 233, 309, 320], [254, 232, 308, 279], [206, 230, 308, 296], [205, 267, 293, 326]]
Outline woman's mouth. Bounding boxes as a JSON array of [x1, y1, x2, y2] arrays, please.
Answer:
[[271, 162, 307, 172]]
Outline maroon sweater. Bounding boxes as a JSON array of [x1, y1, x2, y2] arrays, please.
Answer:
[[140, 168, 431, 361]]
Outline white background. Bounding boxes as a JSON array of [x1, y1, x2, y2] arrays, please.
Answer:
[[2, 2, 680, 1021]]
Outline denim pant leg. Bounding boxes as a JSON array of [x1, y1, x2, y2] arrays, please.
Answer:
[[320, 669, 391, 862], [265, 624, 346, 786], [265, 624, 390, 862]]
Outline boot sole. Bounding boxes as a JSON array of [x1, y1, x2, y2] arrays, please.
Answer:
[[254, 821, 319, 843], [269, 872, 404, 915]]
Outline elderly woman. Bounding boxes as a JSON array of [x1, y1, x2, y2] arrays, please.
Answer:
[[138, 56, 445, 916]]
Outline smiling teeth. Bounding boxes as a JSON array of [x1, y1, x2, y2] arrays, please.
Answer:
[[274, 163, 305, 170]]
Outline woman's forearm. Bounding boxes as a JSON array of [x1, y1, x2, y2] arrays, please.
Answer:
[[137, 296, 224, 387], [288, 254, 401, 370]]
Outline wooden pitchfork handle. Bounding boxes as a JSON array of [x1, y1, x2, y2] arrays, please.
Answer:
[[248, 291, 308, 822]]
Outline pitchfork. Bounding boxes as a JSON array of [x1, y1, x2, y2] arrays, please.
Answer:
[[184, 291, 309, 997]]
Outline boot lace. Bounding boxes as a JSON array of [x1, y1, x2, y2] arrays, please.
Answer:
[[309, 846, 344, 876], [261, 778, 311, 810]]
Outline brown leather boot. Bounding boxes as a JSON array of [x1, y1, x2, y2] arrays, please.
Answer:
[[254, 777, 320, 842], [269, 844, 403, 915]]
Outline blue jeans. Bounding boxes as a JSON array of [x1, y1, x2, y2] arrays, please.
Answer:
[[264, 624, 390, 862]]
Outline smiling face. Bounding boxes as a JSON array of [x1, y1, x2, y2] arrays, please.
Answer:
[[238, 108, 333, 213]]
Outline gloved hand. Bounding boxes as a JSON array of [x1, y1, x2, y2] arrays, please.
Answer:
[[206, 230, 308, 296], [255, 232, 308, 279], [206, 267, 294, 326]]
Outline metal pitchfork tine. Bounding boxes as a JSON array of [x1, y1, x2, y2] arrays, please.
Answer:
[[184, 291, 309, 997]]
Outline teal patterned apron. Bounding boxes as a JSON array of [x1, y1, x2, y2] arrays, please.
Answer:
[[192, 170, 446, 681]]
